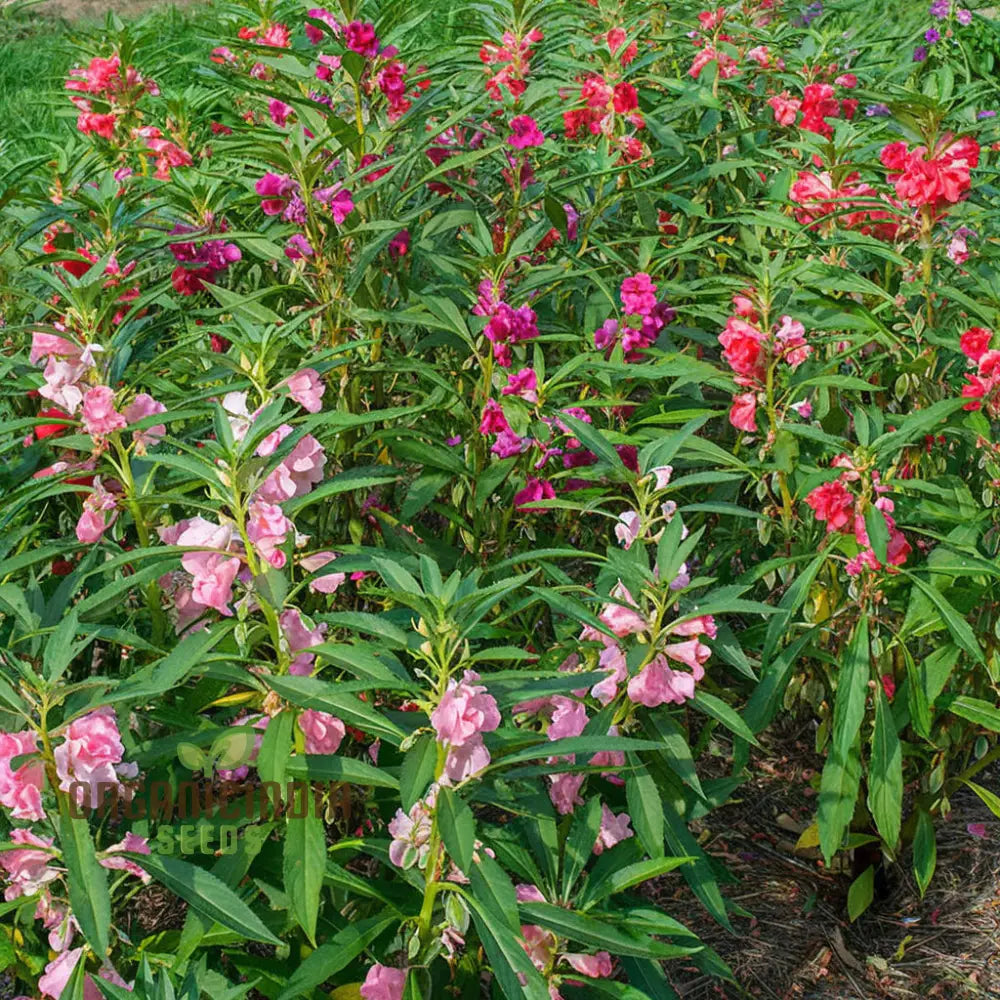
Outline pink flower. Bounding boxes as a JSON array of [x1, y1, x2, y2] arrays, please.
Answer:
[[247, 500, 293, 569], [190, 556, 241, 616], [389, 230, 410, 258], [315, 185, 355, 224], [492, 429, 526, 458], [615, 510, 641, 549], [663, 637, 710, 677], [791, 399, 813, 419], [39, 948, 86, 1000], [565, 952, 613, 978], [299, 709, 345, 754], [431, 671, 500, 748], [442, 737, 491, 782], [0, 731, 45, 820], [620, 273, 657, 316], [627, 654, 696, 707], [967, 823, 988, 839], [516, 883, 546, 902], [594, 805, 632, 854], [258, 434, 326, 502], [54, 707, 134, 810], [299, 551, 346, 594], [280, 608, 328, 675], [99, 832, 151, 881], [255, 172, 296, 215], [122, 393, 166, 452], [81, 385, 127, 438], [0, 829, 58, 900], [76, 481, 118, 544], [549, 772, 585, 814], [547, 697, 588, 740], [521, 924, 558, 971], [599, 583, 646, 637], [729, 392, 758, 433], [285, 234, 314, 260], [768, 91, 801, 125], [508, 115, 545, 149]]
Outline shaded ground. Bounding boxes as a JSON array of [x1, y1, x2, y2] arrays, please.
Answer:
[[36, 0, 188, 15], [653, 724, 1000, 999]]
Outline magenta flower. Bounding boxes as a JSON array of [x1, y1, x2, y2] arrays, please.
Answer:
[[502, 367, 538, 402], [620, 272, 657, 316], [479, 398, 510, 435], [285, 234, 314, 260], [514, 476, 556, 512], [255, 172, 297, 215], [345, 20, 379, 57], [315, 185, 354, 224], [508, 114, 545, 149]]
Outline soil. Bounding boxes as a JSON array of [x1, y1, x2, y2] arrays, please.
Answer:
[[651, 723, 1000, 999], [35, 0, 189, 18]]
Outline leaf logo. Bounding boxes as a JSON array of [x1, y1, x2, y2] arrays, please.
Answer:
[[176, 728, 257, 774]]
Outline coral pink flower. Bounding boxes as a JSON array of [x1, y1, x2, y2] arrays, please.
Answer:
[[431, 671, 500, 748], [81, 385, 127, 438], [961, 326, 992, 362], [521, 924, 558, 971], [299, 709, 345, 755], [76, 481, 118, 544], [508, 115, 545, 149], [805, 480, 854, 532], [0, 731, 45, 820]]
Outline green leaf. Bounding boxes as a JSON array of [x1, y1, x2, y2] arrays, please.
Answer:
[[438, 787, 475, 874], [518, 902, 692, 959], [947, 696, 1000, 732], [867, 687, 902, 851], [399, 733, 437, 811], [817, 737, 862, 864], [257, 710, 294, 786], [965, 780, 1000, 820], [284, 802, 326, 946], [847, 865, 875, 922], [626, 763, 664, 859], [913, 808, 936, 898], [275, 915, 396, 1000], [286, 754, 399, 790], [469, 899, 550, 1000], [58, 799, 110, 957], [562, 796, 602, 899], [864, 506, 890, 566], [904, 574, 984, 665], [833, 616, 870, 761], [691, 691, 760, 747], [129, 852, 280, 944], [43, 608, 88, 683], [581, 856, 694, 907]]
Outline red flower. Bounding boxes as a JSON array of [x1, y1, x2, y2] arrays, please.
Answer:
[[805, 480, 854, 533], [960, 326, 992, 363]]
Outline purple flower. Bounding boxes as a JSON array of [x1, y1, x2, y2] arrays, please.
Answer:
[[957, 8, 972, 24], [929, 0, 949, 17], [913, 45, 929, 62], [285, 234, 314, 260], [282, 193, 308, 225], [865, 103, 891, 117], [925, 28, 941, 43], [978, 110, 997, 119], [314, 186, 354, 224]]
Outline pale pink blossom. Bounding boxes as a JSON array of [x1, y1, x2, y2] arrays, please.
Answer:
[[258, 434, 326, 502], [515, 883, 546, 902], [547, 698, 588, 740], [299, 551, 346, 593], [122, 393, 166, 452], [650, 465, 673, 490], [54, 707, 135, 809], [549, 772, 585, 814], [627, 654, 696, 707], [81, 385, 127, 437], [38, 357, 88, 414], [0, 730, 46, 820], [431, 671, 500, 747], [521, 924, 558, 971], [246, 500, 293, 569], [99, 832, 151, 881], [76, 480, 118, 544], [599, 582, 646, 636], [286, 368, 325, 413], [564, 952, 613, 978], [0, 829, 58, 900], [388, 794, 434, 869], [615, 510, 641, 549], [299, 709, 345, 754], [442, 737, 491, 782], [593, 804, 633, 854], [360, 964, 406, 1000], [280, 608, 328, 675]]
